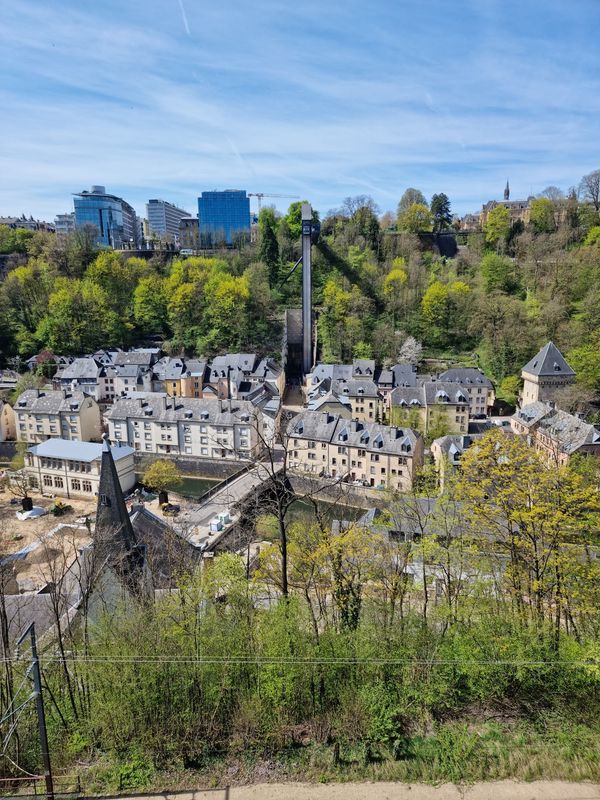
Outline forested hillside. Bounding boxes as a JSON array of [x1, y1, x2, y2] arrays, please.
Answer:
[[1, 193, 600, 408]]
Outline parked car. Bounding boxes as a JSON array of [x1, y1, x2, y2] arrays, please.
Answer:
[[161, 502, 180, 516]]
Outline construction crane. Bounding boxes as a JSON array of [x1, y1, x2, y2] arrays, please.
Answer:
[[248, 192, 300, 213]]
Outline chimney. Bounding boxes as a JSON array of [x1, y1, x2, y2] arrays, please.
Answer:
[[548, 400, 556, 410]]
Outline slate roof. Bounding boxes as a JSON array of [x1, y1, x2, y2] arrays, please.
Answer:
[[438, 367, 493, 388], [209, 353, 257, 380], [332, 379, 379, 398], [106, 395, 259, 425], [391, 380, 469, 408], [307, 391, 353, 413], [114, 351, 155, 367], [514, 403, 600, 454], [130, 505, 200, 588], [391, 364, 419, 387], [58, 357, 104, 381], [352, 359, 376, 377], [522, 342, 575, 378], [29, 438, 133, 462], [432, 434, 480, 462], [15, 389, 89, 413], [288, 412, 420, 457], [309, 363, 353, 385]]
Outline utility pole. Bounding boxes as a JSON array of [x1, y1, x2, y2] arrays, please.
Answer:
[[17, 624, 54, 800]]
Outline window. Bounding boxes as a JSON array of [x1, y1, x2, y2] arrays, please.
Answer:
[[184, 446, 192, 454], [82, 480, 92, 492], [53, 476, 64, 488], [71, 479, 81, 491], [43, 474, 53, 487], [201, 447, 208, 455]]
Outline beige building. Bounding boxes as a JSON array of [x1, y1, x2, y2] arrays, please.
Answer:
[[287, 412, 424, 491], [0, 401, 16, 441], [437, 368, 495, 417], [511, 402, 600, 467], [390, 381, 470, 435], [14, 390, 102, 444], [106, 395, 269, 460], [25, 438, 135, 499], [521, 342, 576, 405]]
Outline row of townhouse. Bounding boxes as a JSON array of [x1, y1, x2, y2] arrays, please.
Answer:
[[105, 395, 272, 460], [52, 349, 284, 408], [304, 359, 495, 429], [511, 401, 600, 466], [286, 411, 424, 491]]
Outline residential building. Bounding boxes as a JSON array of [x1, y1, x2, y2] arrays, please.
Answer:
[[198, 190, 250, 246], [390, 381, 470, 435], [511, 402, 600, 466], [0, 215, 54, 232], [24, 438, 135, 499], [146, 199, 190, 241], [54, 357, 115, 403], [73, 185, 139, 249], [308, 378, 381, 422], [437, 368, 495, 416], [287, 411, 424, 491], [54, 212, 75, 235], [431, 434, 483, 489], [106, 395, 268, 459], [152, 357, 208, 398], [521, 342, 576, 405], [207, 353, 284, 399], [14, 390, 102, 443], [0, 401, 16, 441]]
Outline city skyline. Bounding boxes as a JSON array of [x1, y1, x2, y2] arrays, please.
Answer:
[[1, 0, 599, 220]]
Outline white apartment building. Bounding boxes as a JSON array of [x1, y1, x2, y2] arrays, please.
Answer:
[[25, 438, 135, 499], [287, 412, 424, 492], [105, 395, 269, 460], [14, 390, 102, 444]]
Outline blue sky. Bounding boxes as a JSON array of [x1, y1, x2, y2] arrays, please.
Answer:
[[1, 0, 599, 220]]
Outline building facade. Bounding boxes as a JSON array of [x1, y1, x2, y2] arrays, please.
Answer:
[[511, 402, 600, 466], [54, 212, 75, 235], [146, 199, 190, 241], [73, 186, 139, 248], [287, 412, 424, 491], [106, 395, 268, 459], [25, 438, 135, 499], [198, 190, 250, 245], [14, 390, 102, 444], [390, 382, 470, 435]]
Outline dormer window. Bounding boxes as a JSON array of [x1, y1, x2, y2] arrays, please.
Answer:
[[358, 388, 364, 395], [553, 363, 561, 371]]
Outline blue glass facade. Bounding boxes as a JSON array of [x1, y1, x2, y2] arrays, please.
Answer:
[[73, 186, 138, 248], [198, 190, 250, 245]]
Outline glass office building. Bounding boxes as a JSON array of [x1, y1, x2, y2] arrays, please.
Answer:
[[198, 190, 250, 245], [73, 186, 139, 248]]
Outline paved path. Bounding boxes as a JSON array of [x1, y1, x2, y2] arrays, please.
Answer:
[[100, 780, 600, 800]]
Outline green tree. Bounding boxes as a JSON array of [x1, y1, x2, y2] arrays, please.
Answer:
[[397, 187, 427, 216], [529, 197, 556, 233], [480, 253, 517, 293], [398, 203, 433, 233], [142, 459, 182, 503], [133, 275, 167, 336], [258, 207, 280, 284], [567, 332, 600, 394], [484, 205, 511, 249], [430, 193, 452, 232]]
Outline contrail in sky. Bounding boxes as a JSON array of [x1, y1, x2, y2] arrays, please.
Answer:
[[177, 0, 191, 36]]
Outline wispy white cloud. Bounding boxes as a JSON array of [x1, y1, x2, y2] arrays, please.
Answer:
[[0, 0, 599, 219]]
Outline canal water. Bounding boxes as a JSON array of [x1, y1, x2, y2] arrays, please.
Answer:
[[135, 473, 220, 500]]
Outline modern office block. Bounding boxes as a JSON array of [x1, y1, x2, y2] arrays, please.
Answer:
[[146, 199, 190, 240], [73, 185, 138, 248], [198, 190, 250, 245]]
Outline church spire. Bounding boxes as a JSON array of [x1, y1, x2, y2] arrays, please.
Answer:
[[504, 179, 510, 201], [95, 435, 146, 593]]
